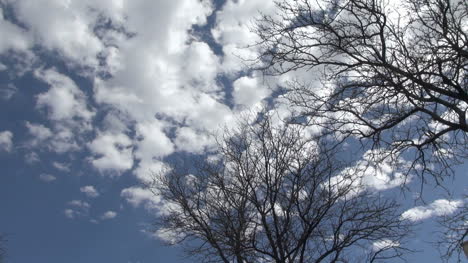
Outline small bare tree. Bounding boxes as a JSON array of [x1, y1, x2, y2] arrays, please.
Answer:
[[254, 0, 468, 182], [0, 234, 5, 263], [436, 195, 467, 262], [152, 113, 412, 263]]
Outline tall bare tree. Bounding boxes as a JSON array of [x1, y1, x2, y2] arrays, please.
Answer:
[[152, 113, 412, 263], [253, 0, 467, 260], [255, 0, 468, 181]]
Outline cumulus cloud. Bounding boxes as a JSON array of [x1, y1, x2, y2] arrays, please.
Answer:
[[232, 76, 271, 108], [326, 149, 412, 199], [25, 121, 76, 153], [88, 132, 133, 173], [25, 122, 52, 143], [212, 0, 276, 74], [121, 187, 159, 211], [64, 209, 75, 219], [0, 130, 13, 152], [401, 199, 463, 222], [80, 185, 99, 198], [65, 200, 90, 219], [174, 127, 214, 153], [133, 121, 174, 169], [7, 0, 106, 67], [3, 0, 278, 220], [183, 41, 220, 89], [29, 69, 95, 153], [100, 211, 117, 220], [0, 7, 32, 54], [39, 173, 56, 182], [68, 200, 91, 209], [35, 69, 94, 125]]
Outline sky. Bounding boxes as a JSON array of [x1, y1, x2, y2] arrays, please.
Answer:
[[0, 0, 466, 262]]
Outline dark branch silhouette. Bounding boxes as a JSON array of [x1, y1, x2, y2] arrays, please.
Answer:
[[0, 234, 5, 263], [436, 195, 468, 262], [151, 113, 412, 263], [254, 0, 468, 182]]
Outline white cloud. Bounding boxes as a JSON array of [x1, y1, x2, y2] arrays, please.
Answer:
[[121, 187, 159, 210], [373, 239, 400, 251], [183, 41, 220, 90], [25, 122, 52, 143], [100, 211, 117, 220], [8, 0, 105, 67], [0, 130, 13, 152], [25, 152, 40, 164], [2, 0, 275, 220], [68, 200, 91, 209], [232, 76, 271, 108], [52, 161, 70, 172], [35, 69, 94, 124], [0, 84, 17, 100], [39, 173, 56, 182], [212, 0, 276, 74], [64, 209, 75, 219], [25, 121, 78, 153], [134, 120, 174, 161], [0, 7, 32, 54], [174, 127, 214, 153], [401, 199, 463, 222], [327, 150, 411, 198], [132, 160, 167, 184], [89, 0, 233, 168], [0, 63, 6, 71], [30, 69, 95, 153], [88, 132, 133, 173], [80, 185, 99, 198], [65, 200, 90, 219]]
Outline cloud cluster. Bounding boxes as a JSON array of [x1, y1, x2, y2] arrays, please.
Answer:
[[100, 211, 117, 220], [64, 200, 90, 219], [1, 0, 450, 234], [1, 0, 280, 187], [80, 185, 99, 198], [401, 199, 463, 222], [0, 130, 13, 152], [88, 132, 133, 173], [26, 69, 95, 153]]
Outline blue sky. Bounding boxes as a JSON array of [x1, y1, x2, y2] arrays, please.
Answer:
[[0, 0, 466, 262]]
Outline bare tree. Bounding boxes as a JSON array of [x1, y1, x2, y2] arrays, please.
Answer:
[[254, 0, 468, 182], [436, 195, 467, 262], [152, 113, 412, 263], [0, 234, 5, 263]]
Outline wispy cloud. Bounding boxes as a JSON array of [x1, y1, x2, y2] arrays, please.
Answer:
[[39, 174, 56, 182], [0, 131, 13, 152], [100, 211, 117, 220], [80, 186, 99, 198], [401, 199, 463, 222]]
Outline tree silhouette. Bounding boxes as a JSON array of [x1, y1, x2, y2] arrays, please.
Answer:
[[255, 0, 468, 182], [152, 113, 412, 263], [253, 0, 467, 260]]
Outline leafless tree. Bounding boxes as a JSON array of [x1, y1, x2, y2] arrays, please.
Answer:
[[0, 234, 5, 263], [436, 195, 467, 262], [151, 113, 412, 263], [254, 0, 468, 182]]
